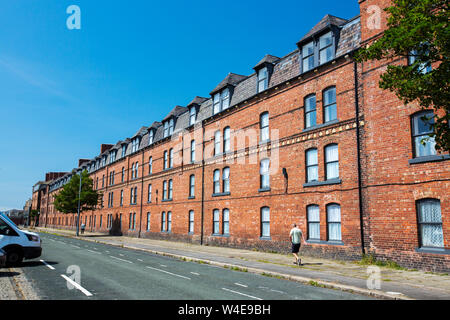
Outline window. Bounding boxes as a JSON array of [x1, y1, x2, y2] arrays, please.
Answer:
[[149, 157, 153, 174], [164, 121, 169, 138], [417, 199, 443, 248], [214, 131, 221, 156], [257, 67, 268, 93], [135, 162, 139, 178], [147, 184, 152, 202], [168, 118, 174, 135], [110, 150, 116, 163], [302, 41, 314, 72], [408, 45, 432, 74], [161, 212, 166, 231], [323, 87, 337, 123], [260, 159, 270, 189], [190, 140, 195, 163], [304, 94, 316, 128], [260, 112, 269, 142], [169, 148, 174, 168], [130, 187, 137, 204], [222, 209, 230, 235], [189, 107, 196, 126], [131, 163, 135, 179], [121, 167, 125, 182], [164, 151, 168, 170], [189, 175, 195, 198], [188, 211, 194, 234], [325, 144, 339, 180], [213, 170, 220, 194], [148, 130, 154, 145], [222, 167, 230, 193], [223, 127, 231, 153], [411, 111, 436, 158], [102, 175, 105, 188], [146, 212, 151, 231], [121, 144, 127, 157], [168, 179, 173, 200], [213, 88, 230, 115], [101, 156, 106, 167], [261, 207, 270, 238], [327, 204, 341, 241], [307, 205, 320, 240], [319, 32, 334, 64], [163, 180, 167, 200], [167, 211, 172, 232], [213, 209, 220, 234], [132, 138, 140, 153], [306, 148, 319, 182], [120, 190, 123, 206]]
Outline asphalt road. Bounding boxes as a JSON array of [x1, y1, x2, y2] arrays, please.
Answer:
[[17, 233, 371, 300]]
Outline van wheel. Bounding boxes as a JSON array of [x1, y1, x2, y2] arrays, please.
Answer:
[[6, 250, 23, 266]]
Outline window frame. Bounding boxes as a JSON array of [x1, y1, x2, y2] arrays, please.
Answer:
[[304, 94, 317, 129], [260, 112, 269, 143], [260, 207, 270, 238], [416, 199, 444, 248], [306, 148, 319, 183], [411, 110, 436, 158], [326, 203, 342, 242], [324, 144, 339, 180], [323, 86, 337, 123], [307, 205, 320, 240]]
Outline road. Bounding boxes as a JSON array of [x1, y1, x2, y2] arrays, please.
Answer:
[[17, 233, 371, 300]]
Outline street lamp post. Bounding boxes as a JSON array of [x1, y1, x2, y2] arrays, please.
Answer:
[[76, 171, 82, 237]]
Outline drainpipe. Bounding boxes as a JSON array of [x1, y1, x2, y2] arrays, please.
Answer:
[[200, 122, 206, 245], [354, 60, 366, 256]]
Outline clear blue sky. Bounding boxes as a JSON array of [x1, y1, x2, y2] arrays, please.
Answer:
[[0, 0, 360, 210]]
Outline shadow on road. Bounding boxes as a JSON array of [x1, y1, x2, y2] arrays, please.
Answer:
[[0, 271, 20, 278], [19, 260, 59, 268]]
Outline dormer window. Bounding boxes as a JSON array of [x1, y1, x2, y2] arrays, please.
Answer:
[[257, 67, 268, 93], [189, 106, 196, 126], [163, 118, 174, 138], [213, 88, 230, 115], [131, 137, 140, 153], [319, 32, 334, 64], [148, 130, 154, 145], [101, 156, 106, 167], [110, 150, 117, 163], [121, 144, 127, 157], [302, 41, 315, 72]]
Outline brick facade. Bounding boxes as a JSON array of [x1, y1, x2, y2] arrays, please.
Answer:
[[34, 0, 449, 272]]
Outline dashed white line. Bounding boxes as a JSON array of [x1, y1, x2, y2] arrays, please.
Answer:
[[234, 282, 248, 288], [222, 288, 262, 300], [160, 264, 167, 267], [146, 266, 191, 280], [137, 259, 143, 262], [40, 260, 55, 270], [87, 249, 101, 255], [109, 255, 133, 264], [71, 245, 81, 249], [190, 272, 200, 276], [61, 275, 93, 297]]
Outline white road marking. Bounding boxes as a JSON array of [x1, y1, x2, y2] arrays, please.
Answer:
[[71, 245, 81, 249], [119, 254, 124, 256], [222, 288, 262, 300], [137, 259, 143, 262], [61, 275, 93, 297], [87, 249, 101, 255], [160, 264, 167, 267], [40, 260, 55, 270], [190, 272, 200, 276], [48, 239, 56, 242], [234, 282, 248, 288], [106, 250, 110, 253], [146, 266, 191, 280], [109, 255, 133, 264]]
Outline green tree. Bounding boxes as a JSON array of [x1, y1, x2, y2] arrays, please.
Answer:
[[356, 0, 449, 152], [53, 170, 101, 215]]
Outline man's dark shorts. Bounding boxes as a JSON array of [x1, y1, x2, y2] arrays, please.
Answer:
[[291, 243, 300, 253]]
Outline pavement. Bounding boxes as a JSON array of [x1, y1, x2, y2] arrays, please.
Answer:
[[17, 226, 450, 300]]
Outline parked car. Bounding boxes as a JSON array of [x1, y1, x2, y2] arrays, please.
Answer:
[[0, 248, 6, 268], [0, 213, 42, 266]]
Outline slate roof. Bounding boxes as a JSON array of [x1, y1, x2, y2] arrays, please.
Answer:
[[297, 14, 348, 45], [49, 15, 362, 190]]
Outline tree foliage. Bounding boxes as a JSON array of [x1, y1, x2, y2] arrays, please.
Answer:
[[53, 170, 101, 214], [356, 0, 449, 152]]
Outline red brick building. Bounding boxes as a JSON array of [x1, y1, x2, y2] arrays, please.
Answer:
[[34, 0, 449, 272]]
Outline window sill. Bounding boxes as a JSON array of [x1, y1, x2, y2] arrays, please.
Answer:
[[408, 154, 450, 165], [302, 119, 339, 133], [160, 231, 171, 234], [303, 178, 342, 188], [211, 233, 230, 238], [212, 192, 231, 197], [259, 236, 272, 241], [415, 247, 450, 255], [306, 240, 345, 246], [259, 139, 271, 146], [188, 196, 195, 200], [161, 199, 173, 202], [258, 187, 271, 193]]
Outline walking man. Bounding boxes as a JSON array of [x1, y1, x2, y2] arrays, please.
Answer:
[[289, 223, 305, 265]]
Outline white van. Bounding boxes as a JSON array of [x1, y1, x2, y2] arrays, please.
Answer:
[[0, 212, 42, 265]]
